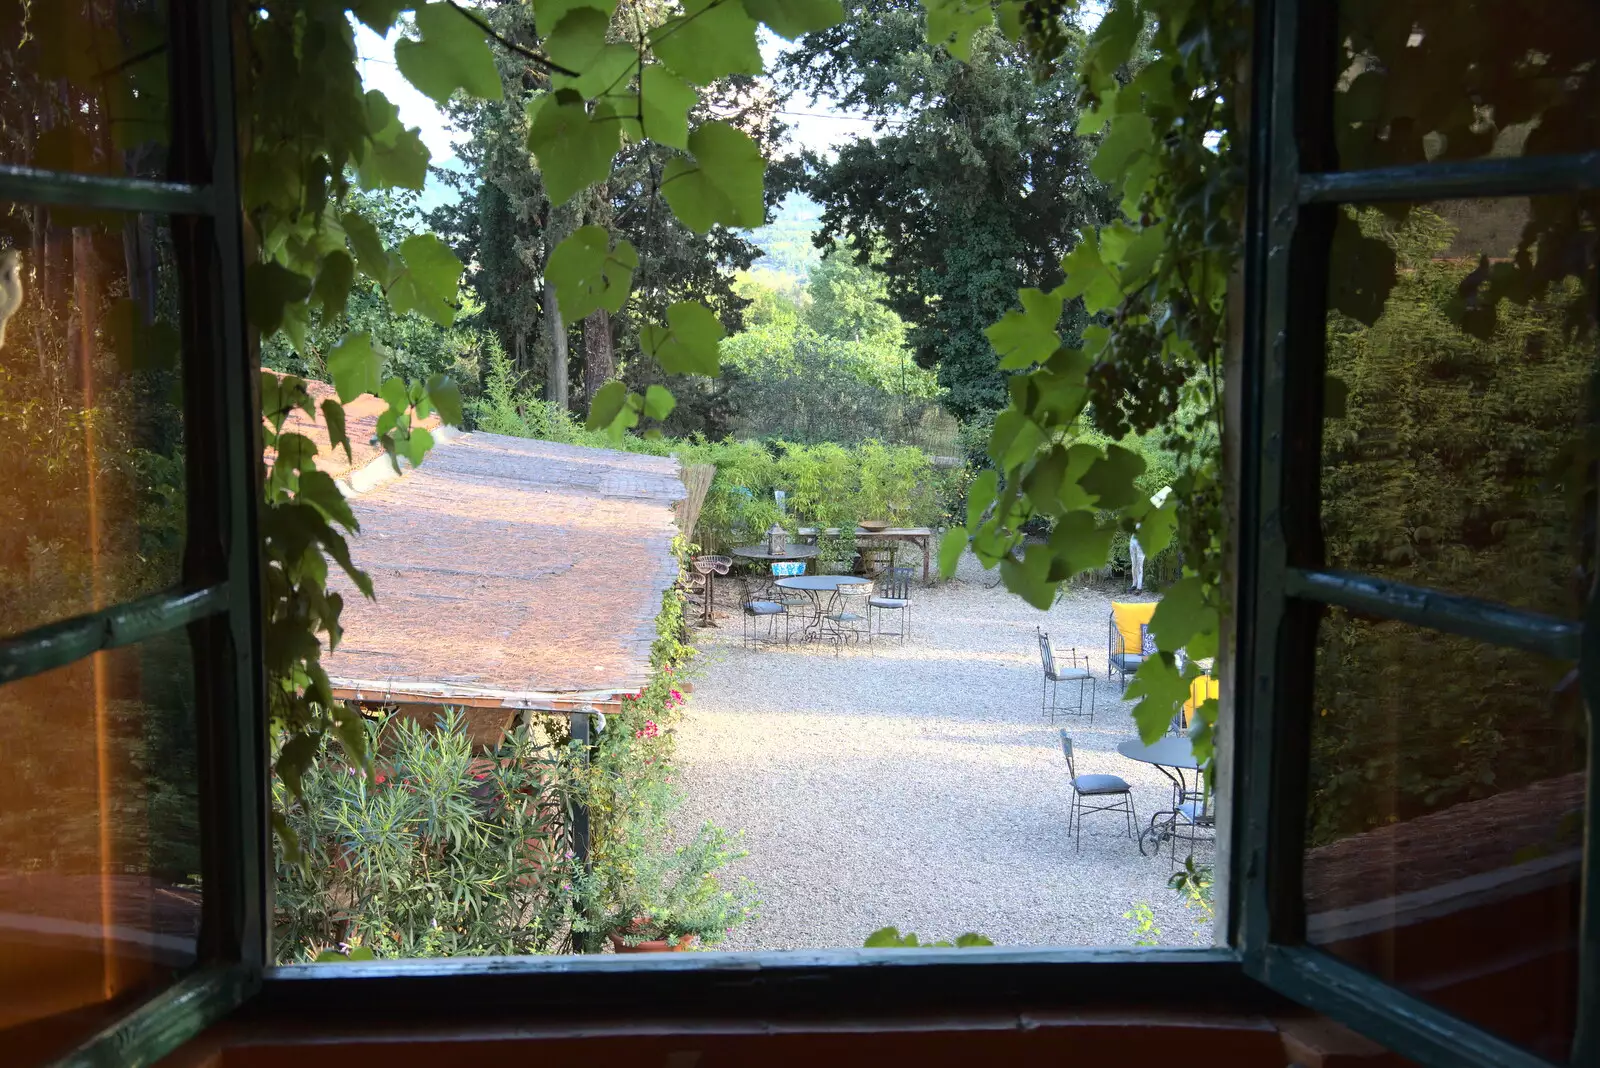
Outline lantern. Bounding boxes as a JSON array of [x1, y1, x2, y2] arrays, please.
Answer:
[[766, 522, 788, 555]]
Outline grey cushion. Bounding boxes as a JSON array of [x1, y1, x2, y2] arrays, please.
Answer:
[[1109, 652, 1145, 671], [744, 600, 785, 615], [869, 597, 910, 608], [1073, 773, 1131, 795], [1048, 667, 1092, 681]]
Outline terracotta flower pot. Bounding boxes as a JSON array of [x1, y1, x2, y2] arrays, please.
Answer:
[[609, 931, 697, 953]]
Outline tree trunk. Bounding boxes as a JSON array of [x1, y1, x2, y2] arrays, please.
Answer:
[[582, 308, 613, 407], [542, 282, 568, 410]]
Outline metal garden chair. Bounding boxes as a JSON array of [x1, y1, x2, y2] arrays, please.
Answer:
[[1108, 615, 1150, 690], [1060, 731, 1138, 852], [742, 598, 789, 649], [868, 565, 913, 643], [1037, 627, 1094, 722], [820, 584, 870, 655]]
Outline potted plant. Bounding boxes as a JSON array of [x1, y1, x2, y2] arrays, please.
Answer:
[[589, 824, 758, 953]]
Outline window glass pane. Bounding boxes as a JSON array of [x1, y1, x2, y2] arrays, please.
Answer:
[[1321, 196, 1598, 617], [1331, 1, 1598, 169], [0, 629, 201, 1066], [0, 208, 186, 639], [0, 1, 171, 178], [1305, 607, 1585, 1061]]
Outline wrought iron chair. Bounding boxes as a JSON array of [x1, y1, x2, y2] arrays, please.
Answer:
[[1060, 732, 1138, 852], [742, 598, 789, 649], [1169, 782, 1215, 871], [868, 565, 913, 643], [820, 584, 870, 655], [1108, 614, 1151, 690], [771, 560, 810, 613], [1037, 627, 1094, 722]]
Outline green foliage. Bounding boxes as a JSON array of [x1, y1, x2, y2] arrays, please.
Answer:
[[863, 927, 994, 948], [273, 709, 580, 960], [1123, 902, 1160, 946], [571, 823, 758, 947], [777, 0, 1112, 420]]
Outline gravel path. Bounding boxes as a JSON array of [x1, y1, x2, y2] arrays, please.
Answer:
[[670, 550, 1216, 951]]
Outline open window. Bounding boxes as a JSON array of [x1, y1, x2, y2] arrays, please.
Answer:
[[0, 2, 266, 1063], [1232, 1, 1599, 1065]]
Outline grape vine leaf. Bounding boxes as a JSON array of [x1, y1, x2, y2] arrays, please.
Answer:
[[534, 0, 619, 28], [741, 0, 843, 40], [394, 2, 504, 106], [322, 399, 352, 462], [426, 374, 465, 426], [342, 211, 391, 282], [1125, 654, 1190, 743], [585, 379, 634, 435], [527, 90, 622, 206], [660, 121, 765, 233], [1000, 543, 1058, 610], [313, 250, 355, 319], [650, 0, 763, 85], [1148, 576, 1217, 653], [387, 234, 463, 324], [546, 225, 639, 321], [938, 525, 969, 577], [548, 8, 638, 99], [923, 0, 992, 60], [1078, 443, 1145, 510], [1059, 232, 1123, 315], [636, 66, 697, 150], [986, 287, 1064, 369], [245, 261, 312, 338], [1045, 511, 1113, 579], [327, 333, 382, 403], [351, 0, 406, 33], [1090, 112, 1154, 186], [641, 300, 724, 375], [358, 90, 429, 191], [644, 384, 677, 421]]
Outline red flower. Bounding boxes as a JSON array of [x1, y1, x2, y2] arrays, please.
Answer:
[[374, 773, 387, 784]]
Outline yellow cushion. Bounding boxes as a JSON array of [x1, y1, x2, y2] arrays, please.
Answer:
[[1111, 601, 1158, 655], [1182, 674, 1220, 726]]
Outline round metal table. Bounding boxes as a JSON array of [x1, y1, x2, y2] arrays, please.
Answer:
[[1117, 737, 1209, 858], [775, 574, 871, 642]]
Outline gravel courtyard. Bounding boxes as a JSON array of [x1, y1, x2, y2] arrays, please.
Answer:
[[671, 550, 1216, 951]]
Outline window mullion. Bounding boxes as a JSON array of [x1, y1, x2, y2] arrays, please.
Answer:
[[1299, 150, 1600, 205], [0, 164, 214, 215], [1286, 568, 1584, 659], [0, 585, 229, 685]]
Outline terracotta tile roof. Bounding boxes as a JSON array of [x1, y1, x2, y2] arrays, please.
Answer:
[[312, 427, 684, 707]]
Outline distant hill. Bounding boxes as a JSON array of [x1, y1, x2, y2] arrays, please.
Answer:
[[745, 193, 823, 281]]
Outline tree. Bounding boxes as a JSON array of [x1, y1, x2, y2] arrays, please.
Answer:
[[435, 7, 779, 416], [776, 0, 1110, 420]]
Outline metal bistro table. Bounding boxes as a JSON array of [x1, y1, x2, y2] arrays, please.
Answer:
[[1116, 736, 1210, 859], [730, 543, 820, 602], [774, 574, 871, 642]]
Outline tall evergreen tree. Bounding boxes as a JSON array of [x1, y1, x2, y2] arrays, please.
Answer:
[[777, 0, 1110, 420]]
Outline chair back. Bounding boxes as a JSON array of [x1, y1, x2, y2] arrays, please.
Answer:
[[1059, 730, 1078, 779], [879, 565, 913, 601], [1110, 601, 1158, 655], [1037, 627, 1056, 676]]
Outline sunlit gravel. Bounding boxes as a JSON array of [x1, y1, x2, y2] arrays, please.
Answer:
[[670, 550, 1216, 952]]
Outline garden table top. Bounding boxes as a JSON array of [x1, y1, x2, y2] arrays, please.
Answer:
[[774, 575, 872, 592], [1116, 736, 1202, 770], [730, 544, 819, 562]]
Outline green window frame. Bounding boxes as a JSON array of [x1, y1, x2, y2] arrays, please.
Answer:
[[10, 3, 1592, 1066], [0, 1, 268, 1063], [1231, 2, 1600, 1066]]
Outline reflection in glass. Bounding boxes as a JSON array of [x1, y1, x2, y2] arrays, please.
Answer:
[[1331, 1, 1599, 170], [0, 0, 171, 177], [0, 631, 201, 1066], [1321, 198, 1598, 617], [1305, 608, 1585, 1061], [0, 208, 186, 639]]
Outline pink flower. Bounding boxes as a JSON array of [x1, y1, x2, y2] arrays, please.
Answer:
[[374, 773, 387, 784]]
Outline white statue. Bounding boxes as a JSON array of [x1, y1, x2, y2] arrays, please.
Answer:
[[1131, 486, 1173, 591]]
